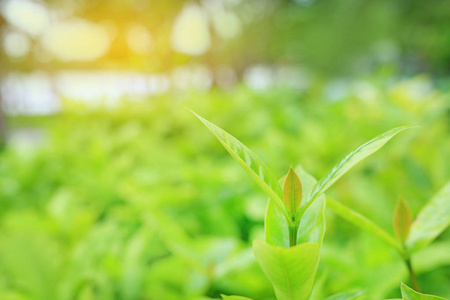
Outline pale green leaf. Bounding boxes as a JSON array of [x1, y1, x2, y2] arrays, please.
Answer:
[[283, 166, 302, 216], [325, 290, 364, 300], [309, 272, 327, 300], [393, 198, 412, 244], [298, 126, 413, 218], [191, 110, 288, 220], [221, 295, 254, 300], [253, 240, 320, 300], [266, 166, 325, 248], [401, 283, 447, 300], [296, 194, 326, 246], [406, 181, 450, 253]]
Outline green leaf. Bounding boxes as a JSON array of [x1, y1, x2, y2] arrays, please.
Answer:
[[393, 198, 412, 244], [221, 295, 254, 300], [190, 110, 289, 220], [400, 283, 447, 300], [298, 126, 413, 218], [326, 197, 403, 253], [266, 166, 326, 248], [253, 240, 320, 300], [406, 181, 450, 253], [283, 166, 303, 216], [325, 290, 365, 300]]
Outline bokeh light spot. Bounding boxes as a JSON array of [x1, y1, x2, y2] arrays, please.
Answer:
[[171, 3, 211, 56]]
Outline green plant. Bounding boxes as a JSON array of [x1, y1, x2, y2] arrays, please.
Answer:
[[326, 177, 450, 293], [385, 283, 448, 300], [191, 110, 448, 300]]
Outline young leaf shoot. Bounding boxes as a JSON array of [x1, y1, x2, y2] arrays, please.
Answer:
[[394, 198, 413, 245]]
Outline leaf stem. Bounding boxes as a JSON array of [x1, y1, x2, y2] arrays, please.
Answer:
[[326, 197, 405, 255], [405, 257, 420, 292], [289, 212, 298, 247], [327, 197, 421, 292], [289, 221, 297, 247]]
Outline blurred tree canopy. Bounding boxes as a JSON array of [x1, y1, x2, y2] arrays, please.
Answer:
[[1, 0, 450, 75]]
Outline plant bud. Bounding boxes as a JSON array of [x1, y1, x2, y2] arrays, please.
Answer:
[[393, 197, 412, 244], [283, 166, 303, 217]]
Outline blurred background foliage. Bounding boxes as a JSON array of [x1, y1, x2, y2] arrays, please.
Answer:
[[0, 0, 449, 299]]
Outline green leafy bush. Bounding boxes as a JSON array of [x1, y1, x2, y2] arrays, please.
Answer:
[[0, 84, 449, 299]]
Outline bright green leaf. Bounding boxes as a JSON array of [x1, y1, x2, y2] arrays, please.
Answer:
[[190, 110, 289, 220], [400, 283, 447, 300], [253, 240, 320, 300], [393, 198, 412, 244], [283, 166, 302, 216], [325, 290, 364, 300], [406, 182, 450, 253], [296, 194, 326, 246], [221, 295, 254, 300], [298, 126, 413, 218], [266, 166, 325, 248]]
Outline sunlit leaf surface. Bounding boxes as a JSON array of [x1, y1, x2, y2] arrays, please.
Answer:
[[266, 166, 325, 248], [325, 290, 364, 300], [406, 182, 450, 253], [253, 240, 320, 300], [401, 283, 447, 300], [301, 127, 413, 216], [191, 110, 288, 219]]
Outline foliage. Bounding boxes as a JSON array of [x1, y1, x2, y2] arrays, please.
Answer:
[[0, 83, 449, 299], [192, 109, 445, 300]]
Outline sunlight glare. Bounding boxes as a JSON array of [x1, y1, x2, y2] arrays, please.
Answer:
[[212, 11, 241, 40], [1, 0, 49, 36], [126, 24, 154, 55], [171, 3, 211, 56], [41, 19, 111, 62], [3, 30, 31, 58]]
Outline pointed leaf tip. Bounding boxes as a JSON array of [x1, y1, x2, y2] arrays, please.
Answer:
[[394, 198, 412, 244], [190, 111, 289, 221], [303, 126, 415, 214], [283, 166, 303, 216], [401, 282, 447, 299]]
